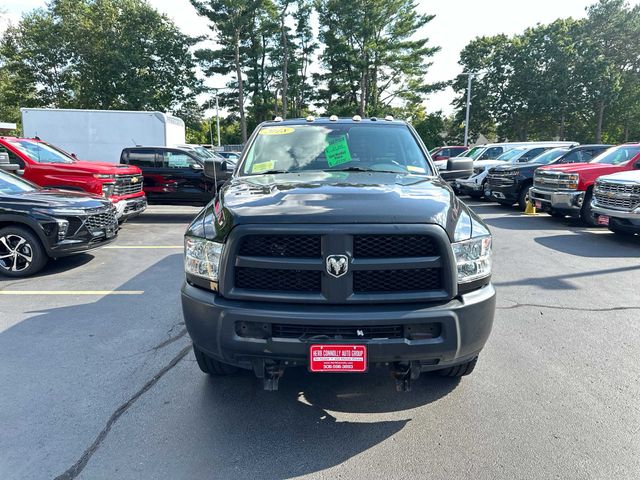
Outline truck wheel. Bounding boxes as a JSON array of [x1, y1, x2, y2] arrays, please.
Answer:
[[434, 356, 478, 377], [193, 345, 239, 375], [0, 226, 48, 277], [579, 189, 599, 227], [517, 186, 530, 211]]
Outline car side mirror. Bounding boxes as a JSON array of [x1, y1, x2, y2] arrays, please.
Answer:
[[439, 158, 473, 183], [71, 153, 77, 159], [203, 159, 227, 179]]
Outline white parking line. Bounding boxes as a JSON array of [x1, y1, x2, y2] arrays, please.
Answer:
[[0, 290, 144, 295]]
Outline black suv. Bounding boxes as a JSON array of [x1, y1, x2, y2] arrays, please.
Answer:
[[120, 146, 230, 206], [181, 117, 496, 391], [486, 144, 612, 209], [0, 170, 118, 277]]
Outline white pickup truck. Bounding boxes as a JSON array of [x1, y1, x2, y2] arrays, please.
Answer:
[[591, 170, 640, 235]]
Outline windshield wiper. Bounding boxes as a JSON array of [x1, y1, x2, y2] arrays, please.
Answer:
[[323, 166, 406, 174]]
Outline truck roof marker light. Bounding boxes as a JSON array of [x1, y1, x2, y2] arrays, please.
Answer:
[[352, 115, 362, 122], [306, 115, 315, 122], [273, 116, 283, 122], [384, 115, 394, 121], [329, 115, 338, 122]]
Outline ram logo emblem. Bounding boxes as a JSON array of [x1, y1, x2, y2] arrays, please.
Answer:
[[326, 255, 349, 278]]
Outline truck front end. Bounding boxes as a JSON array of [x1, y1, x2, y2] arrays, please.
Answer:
[[591, 172, 640, 234]]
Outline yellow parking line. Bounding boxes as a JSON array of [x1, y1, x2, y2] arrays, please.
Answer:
[[104, 246, 182, 249], [0, 290, 144, 295]]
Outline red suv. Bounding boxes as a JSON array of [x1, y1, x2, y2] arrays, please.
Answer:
[[0, 137, 147, 220], [530, 144, 640, 225]]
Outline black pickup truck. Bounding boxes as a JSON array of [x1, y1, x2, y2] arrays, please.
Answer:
[[181, 117, 496, 391]]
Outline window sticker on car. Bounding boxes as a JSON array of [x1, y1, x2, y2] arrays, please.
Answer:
[[325, 135, 352, 167], [259, 127, 295, 135], [407, 165, 425, 173], [252, 160, 275, 173]]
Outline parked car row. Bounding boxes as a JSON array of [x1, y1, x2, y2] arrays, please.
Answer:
[[453, 142, 640, 235], [0, 136, 237, 277]]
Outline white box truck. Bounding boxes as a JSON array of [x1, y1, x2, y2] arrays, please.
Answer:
[[21, 108, 186, 163]]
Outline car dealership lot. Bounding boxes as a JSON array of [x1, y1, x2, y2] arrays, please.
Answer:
[[1, 203, 639, 480]]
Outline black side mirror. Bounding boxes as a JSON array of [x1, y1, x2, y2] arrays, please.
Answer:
[[440, 158, 473, 182], [203, 159, 227, 179]]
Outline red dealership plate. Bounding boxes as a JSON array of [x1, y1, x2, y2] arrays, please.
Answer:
[[597, 215, 610, 226], [309, 344, 367, 373]]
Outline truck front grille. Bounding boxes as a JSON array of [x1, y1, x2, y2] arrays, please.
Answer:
[[113, 174, 143, 196], [533, 170, 576, 190], [594, 180, 640, 211], [487, 173, 515, 187], [225, 228, 452, 304]]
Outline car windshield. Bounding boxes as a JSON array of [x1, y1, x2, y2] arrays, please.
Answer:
[[241, 123, 432, 176], [6, 140, 75, 164], [0, 171, 38, 194], [527, 148, 569, 165], [496, 147, 526, 161], [590, 145, 640, 165], [464, 146, 484, 160]]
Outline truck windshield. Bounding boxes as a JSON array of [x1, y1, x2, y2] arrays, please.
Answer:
[[0, 171, 38, 194], [241, 124, 432, 176], [527, 148, 569, 165], [590, 145, 640, 165], [495, 148, 526, 161], [464, 146, 485, 160], [6, 140, 75, 164]]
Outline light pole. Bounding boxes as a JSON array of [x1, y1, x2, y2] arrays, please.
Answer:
[[461, 72, 474, 147], [215, 92, 221, 147]]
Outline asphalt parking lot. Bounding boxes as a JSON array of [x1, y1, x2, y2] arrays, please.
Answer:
[[1, 202, 639, 480]]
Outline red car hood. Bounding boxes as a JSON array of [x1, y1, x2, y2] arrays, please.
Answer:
[[66, 160, 141, 175], [539, 162, 626, 175]]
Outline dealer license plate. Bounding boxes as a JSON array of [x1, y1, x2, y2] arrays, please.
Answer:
[[535, 200, 542, 209], [309, 344, 367, 373], [597, 215, 610, 226]]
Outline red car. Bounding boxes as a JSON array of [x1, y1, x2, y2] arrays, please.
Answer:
[[529, 143, 640, 225], [0, 137, 147, 220], [430, 145, 468, 161]]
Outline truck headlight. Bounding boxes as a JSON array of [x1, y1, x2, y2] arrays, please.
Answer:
[[452, 236, 492, 283], [452, 211, 492, 283], [184, 236, 223, 282], [102, 183, 115, 197]]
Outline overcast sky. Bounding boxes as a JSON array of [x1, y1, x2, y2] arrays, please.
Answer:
[[2, 0, 639, 115]]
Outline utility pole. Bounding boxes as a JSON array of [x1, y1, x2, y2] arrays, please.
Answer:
[[215, 92, 221, 147], [462, 72, 474, 147]]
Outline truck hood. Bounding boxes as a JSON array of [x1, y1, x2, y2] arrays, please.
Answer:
[[188, 171, 483, 242], [61, 160, 141, 175], [493, 163, 540, 174], [537, 163, 619, 174], [1, 188, 111, 209], [596, 170, 640, 182]]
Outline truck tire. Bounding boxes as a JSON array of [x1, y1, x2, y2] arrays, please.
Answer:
[[517, 184, 531, 211], [193, 345, 239, 375], [0, 226, 48, 277], [579, 189, 599, 227], [434, 356, 478, 377]]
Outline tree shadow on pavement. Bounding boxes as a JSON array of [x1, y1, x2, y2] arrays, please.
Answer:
[[193, 367, 460, 479]]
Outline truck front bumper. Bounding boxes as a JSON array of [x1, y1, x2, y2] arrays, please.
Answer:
[[591, 203, 640, 233], [529, 187, 584, 213], [114, 196, 147, 220], [181, 281, 496, 372], [456, 178, 484, 194]]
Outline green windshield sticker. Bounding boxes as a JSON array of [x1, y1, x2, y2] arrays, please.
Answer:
[[252, 160, 275, 173], [325, 135, 352, 167]]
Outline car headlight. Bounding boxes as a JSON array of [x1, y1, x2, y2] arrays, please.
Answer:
[[184, 236, 223, 282], [94, 174, 115, 179], [34, 207, 87, 216], [452, 211, 492, 283]]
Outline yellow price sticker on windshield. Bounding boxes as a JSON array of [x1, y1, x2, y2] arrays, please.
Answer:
[[259, 127, 295, 135], [407, 165, 426, 173], [252, 160, 275, 173]]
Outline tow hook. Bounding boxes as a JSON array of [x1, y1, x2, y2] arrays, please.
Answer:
[[252, 360, 284, 391], [390, 361, 421, 392]]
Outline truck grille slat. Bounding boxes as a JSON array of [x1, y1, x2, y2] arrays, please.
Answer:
[[239, 235, 320, 257], [85, 209, 117, 232], [353, 235, 437, 257], [235, 267, 321, 292], [353, 268, 441, 293], [271, 324, 403, 339]]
